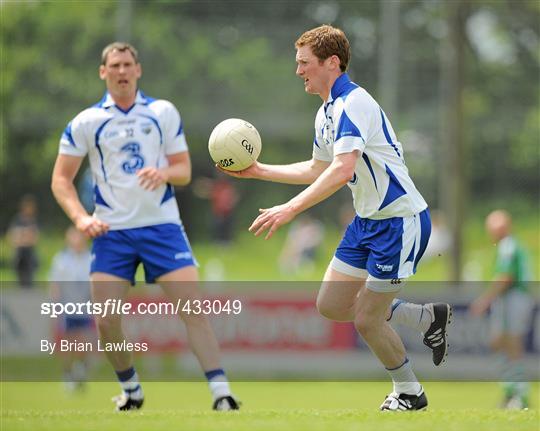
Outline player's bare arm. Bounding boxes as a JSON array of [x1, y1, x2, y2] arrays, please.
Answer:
[[219, 158, 330, 185], [51, 154, 109, 237], [249, 151, 358, 239], [137, 151, 192, 190]]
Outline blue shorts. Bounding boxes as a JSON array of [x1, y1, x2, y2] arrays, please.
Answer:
[[91, 223, 197, 284], [333, 208, 431, 280]]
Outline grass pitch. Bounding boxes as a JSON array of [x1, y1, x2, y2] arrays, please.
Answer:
[[2, 381, 538, 431]]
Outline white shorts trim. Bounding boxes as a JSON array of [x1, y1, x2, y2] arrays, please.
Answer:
[[330, 256, 368, 279], [365, 275, 404, 293], [397, 215, 417, 279]]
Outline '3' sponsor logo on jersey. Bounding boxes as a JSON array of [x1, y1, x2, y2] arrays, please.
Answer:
[[120, 142, 145, 174]]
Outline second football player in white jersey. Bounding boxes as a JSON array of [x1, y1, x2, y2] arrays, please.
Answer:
[[51, 42, 239, 411], [221, 25, 451, 411]]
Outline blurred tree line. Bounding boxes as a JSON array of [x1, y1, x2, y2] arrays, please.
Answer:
[[1, 0, 538, 244]]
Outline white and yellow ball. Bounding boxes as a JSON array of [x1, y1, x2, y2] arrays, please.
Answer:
[[208, 118, 262, 171]]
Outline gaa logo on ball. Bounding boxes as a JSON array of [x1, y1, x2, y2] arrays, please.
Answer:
[[208, 118, 262, 171]]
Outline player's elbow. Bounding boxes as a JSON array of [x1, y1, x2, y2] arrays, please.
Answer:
[[178, 174, 191, 186], [340, 170, 354, 186], [332, 164, 355, 186], [331, 155, 357, 186], [169, 164, 191, 186], [51, 175, 66, 198], [173, 170, 191, 186], [180, 166, 192, 186]]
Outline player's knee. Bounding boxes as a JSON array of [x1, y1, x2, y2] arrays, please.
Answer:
[[316, 298, 349, 322], [316, 303, 337, 321], [315, 296, 331, 319], [353, 310, 379, 336]]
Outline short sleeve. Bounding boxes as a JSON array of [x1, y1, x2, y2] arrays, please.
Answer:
[[333, 98, 368, 156], [59, 116, 90, 157], [495, 238, 516, 276], [312, 134, 332, 162], [161, 102, 188, 155]]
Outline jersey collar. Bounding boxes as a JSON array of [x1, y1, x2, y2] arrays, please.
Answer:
[[326, 73, 354, 105], [97, 89, 149, 109]]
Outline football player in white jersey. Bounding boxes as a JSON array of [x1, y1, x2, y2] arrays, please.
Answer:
[[221, 25, 451, 411], [51, 42, 238, 411]]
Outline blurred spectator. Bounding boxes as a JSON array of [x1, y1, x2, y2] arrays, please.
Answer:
[[194, 173, 239, 246], [470, 210, 533, 409], [210, 175, 238, 245], [423, 209, 451, 259], [279, 215, 325, 275], [7, 194, 40, 287], [49, 226, 94, 392]]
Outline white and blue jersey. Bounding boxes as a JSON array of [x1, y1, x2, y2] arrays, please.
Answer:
[[319, 74, 430, 281], [313, 73, 427, 219], [59, 91, 196, 283], [59, 90, 187, 230]]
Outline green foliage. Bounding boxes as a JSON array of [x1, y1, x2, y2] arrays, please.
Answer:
[[1, 1, 118, 228]]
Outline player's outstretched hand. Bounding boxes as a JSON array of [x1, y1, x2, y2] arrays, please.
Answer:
[[137, 167, 168, 190], [249, 203, 297, 240], [216, 161, 261, 179], [75, 215, 109, 238]]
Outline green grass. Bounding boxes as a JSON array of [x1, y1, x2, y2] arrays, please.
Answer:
[[2, 382, 539, 431]]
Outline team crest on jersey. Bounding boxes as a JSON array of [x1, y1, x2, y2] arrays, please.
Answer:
[[140, 122, 153, 135], [322, 115, 335, 146]]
